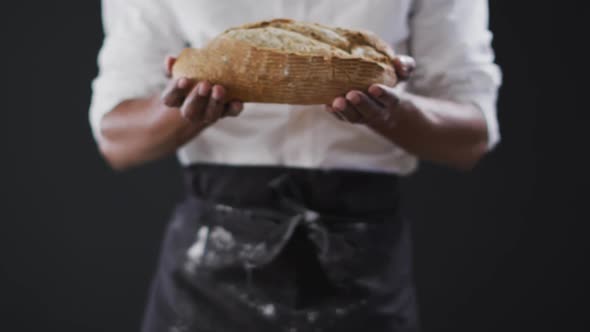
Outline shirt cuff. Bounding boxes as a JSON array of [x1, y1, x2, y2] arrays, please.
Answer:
[[454, 91, 501, 150], [88, 76, 165, 141]]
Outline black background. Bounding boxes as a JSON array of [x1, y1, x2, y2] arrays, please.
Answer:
[[2, 1, 585, 331]]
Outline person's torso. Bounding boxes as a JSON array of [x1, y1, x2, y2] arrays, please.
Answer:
[[170, 0, 418, 174]]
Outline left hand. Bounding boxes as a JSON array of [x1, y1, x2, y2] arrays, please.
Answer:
[[326, 55, 415, 127]]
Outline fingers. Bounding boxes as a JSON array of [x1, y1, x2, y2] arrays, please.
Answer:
[[326, 87, 403, 127], [181, 81, 212, 122], [179, 82, 243, 124], [203, 85, 227, 124], [368, 84, 401, 109], [346, 90, 391, 125], [330, 97, 363, 123], [164, 55, 177, 78], [161, 77, 193, 108], [392, 55, 416, 81], [224, 101, 244, 117], [162, 54, 243, 125]]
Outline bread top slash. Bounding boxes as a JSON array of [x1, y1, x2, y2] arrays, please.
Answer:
[[220, 19, 395, 68]]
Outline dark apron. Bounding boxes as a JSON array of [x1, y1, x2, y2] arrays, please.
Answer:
[[142, 164, 419, 332]]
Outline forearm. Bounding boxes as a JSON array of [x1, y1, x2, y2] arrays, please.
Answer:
[[98, 95, 203, 170], [372, 92, 489, 170]]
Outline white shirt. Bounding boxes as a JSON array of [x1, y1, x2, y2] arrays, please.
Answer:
[[90, 0, 501, 175]]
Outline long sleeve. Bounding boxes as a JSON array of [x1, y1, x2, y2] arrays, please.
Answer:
[[407, 0, 502, 149], [88, 0, 186, 141]]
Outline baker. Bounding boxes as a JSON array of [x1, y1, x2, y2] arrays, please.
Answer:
[[89, 1, 502, 331]]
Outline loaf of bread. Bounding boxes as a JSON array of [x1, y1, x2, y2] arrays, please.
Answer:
[[172, 19, 398, 105]]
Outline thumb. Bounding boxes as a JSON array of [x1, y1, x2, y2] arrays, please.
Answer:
[[392, 55, 416, 81], [164, 55, 177, 78]]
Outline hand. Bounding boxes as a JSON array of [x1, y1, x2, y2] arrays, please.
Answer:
[[161, 56, 243, 126], [326, 55, 415, 126], [325, 54, 491, 171]]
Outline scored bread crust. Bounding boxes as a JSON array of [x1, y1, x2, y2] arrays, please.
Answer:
[[172, 19, 397, 105]]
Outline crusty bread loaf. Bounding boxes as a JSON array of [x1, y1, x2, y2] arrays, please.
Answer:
[[172, 19, 397, 105]]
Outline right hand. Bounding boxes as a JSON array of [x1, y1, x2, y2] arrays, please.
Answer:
[[161, 56, 243, 126]]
